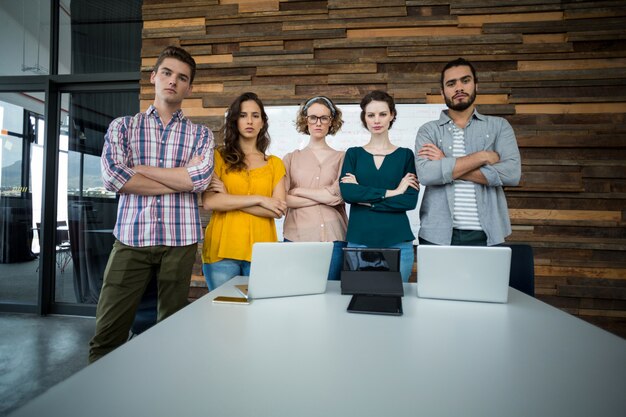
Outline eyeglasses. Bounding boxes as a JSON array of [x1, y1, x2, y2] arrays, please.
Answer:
[[306, 115, 332, 125]]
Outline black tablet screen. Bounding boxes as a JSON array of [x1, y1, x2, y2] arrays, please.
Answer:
[[347, 295, 402, 316]]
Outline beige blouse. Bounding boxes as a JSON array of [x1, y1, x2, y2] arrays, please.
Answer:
[[282, 148, 348, 242]]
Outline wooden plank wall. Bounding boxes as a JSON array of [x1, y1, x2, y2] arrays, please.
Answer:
[[141, 0, 626, 337]]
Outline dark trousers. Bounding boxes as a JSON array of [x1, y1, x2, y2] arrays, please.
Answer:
[[88, 240, 197, 362], [419, 229, 488, 246]]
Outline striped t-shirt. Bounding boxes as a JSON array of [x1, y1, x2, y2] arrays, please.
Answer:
[[451, 125, 482, 231]]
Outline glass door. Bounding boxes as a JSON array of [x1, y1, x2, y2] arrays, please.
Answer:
[[0, 94, 43, 305], [56, 91, 136, 305]]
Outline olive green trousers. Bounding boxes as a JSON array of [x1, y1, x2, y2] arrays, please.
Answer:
[[88, 240, 197, 362]]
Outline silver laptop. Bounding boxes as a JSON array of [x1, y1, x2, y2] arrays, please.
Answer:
[[236, 242, 333, 299], [417, 245, 512, 303]]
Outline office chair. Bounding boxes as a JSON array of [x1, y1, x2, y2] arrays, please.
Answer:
[[503, 243, 535, 297], [35, 221, 72, 273], [55, 221, 72, 273]]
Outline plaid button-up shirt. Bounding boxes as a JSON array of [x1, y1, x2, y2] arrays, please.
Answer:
[[101, 106, 214, 247]]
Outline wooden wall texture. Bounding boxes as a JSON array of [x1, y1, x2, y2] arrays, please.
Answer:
[[141, 0, 626, 337]]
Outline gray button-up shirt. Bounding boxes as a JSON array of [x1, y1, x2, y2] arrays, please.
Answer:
[[415, 109, 521, 246]]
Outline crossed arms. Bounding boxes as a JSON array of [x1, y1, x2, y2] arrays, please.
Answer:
[[418, 144, 499, 185], [283, 152, 344, 209], [286, 187, 343, 208], [339, 149, 419, 212], [122, 156, 202, 194], [415, 120, 521, 187], [202, 175, 287, 219], [101, 118, 214, 196]]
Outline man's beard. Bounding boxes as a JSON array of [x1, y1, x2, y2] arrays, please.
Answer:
[[445, 90, 476, 111]]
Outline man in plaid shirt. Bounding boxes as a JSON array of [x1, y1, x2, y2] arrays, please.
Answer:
[[89, 46, 214, 362]]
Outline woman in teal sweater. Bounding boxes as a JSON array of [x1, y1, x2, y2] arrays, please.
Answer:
[[340, 90, 419, 281]]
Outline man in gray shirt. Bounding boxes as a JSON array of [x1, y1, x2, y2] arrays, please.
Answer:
[[415, 58, 521, 246]]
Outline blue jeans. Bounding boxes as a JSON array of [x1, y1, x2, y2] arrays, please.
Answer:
[[203, 259, 251, 291], [284, 239, 346, 280], [347, 241, 414, 282]]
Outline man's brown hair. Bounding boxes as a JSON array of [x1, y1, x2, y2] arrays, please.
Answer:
[[153, 46, 197, 84]]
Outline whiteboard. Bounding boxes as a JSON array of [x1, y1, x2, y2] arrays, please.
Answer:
[[264, 103, 447, 241]]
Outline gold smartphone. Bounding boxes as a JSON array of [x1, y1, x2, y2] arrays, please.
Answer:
[[212, 296, 250, 305]]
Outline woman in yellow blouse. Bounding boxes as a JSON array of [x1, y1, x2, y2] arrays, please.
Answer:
[[202, 92, 287, 290]]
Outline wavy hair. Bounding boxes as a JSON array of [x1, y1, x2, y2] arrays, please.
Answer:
[[219, 92, 270, 172], [295, 96, 343, 136]]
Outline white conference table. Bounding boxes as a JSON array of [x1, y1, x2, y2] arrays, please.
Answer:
[[11, 277, 626, 417]]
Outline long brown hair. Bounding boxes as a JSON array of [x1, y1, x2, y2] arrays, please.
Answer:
[[219, 92, 271, 172]]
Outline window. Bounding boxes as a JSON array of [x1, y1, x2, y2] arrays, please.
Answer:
[[0, 0, 141, 314]]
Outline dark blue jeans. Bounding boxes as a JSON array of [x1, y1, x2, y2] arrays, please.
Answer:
[[419, 229, 488, 246]]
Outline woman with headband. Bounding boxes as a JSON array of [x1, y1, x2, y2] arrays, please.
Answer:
[[282, 96, 348, 280], [340, 90, 419, 282], [201, 92, 287, 290]]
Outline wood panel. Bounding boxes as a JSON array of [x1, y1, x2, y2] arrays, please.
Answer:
[[141, 0, 626, 338], [346, 27, 482, 38], [515, 103, 626, 114], [457, 11, 564, 27]]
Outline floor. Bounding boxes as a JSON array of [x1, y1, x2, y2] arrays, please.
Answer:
[[0, 258, 79, 305], [0, 313, 95, 417]]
